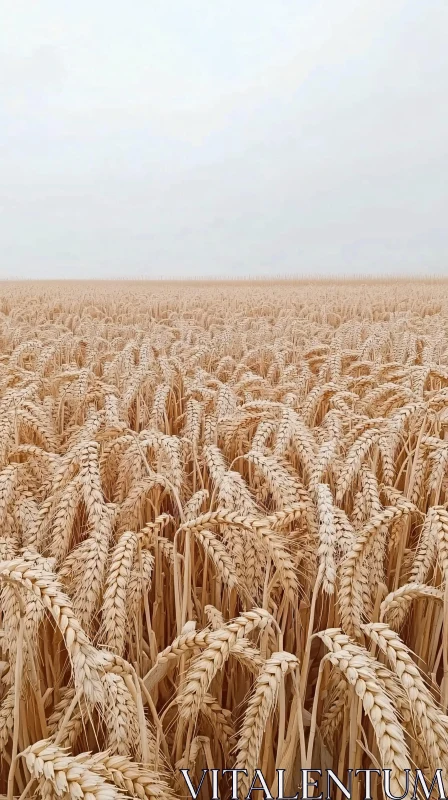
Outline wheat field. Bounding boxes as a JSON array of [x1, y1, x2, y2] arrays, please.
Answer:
[[1, 279, 448, 799]]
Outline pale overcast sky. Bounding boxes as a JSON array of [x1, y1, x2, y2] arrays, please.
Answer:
[[1, 1, 447, 278]]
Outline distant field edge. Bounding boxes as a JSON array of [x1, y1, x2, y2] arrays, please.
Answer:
[[0, 275, 447, 286]]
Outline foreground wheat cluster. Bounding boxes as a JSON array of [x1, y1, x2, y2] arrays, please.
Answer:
[[1, 280, 448, 798]]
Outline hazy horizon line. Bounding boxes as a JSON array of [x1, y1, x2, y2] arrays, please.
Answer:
[[1, 274, 447, 284]]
